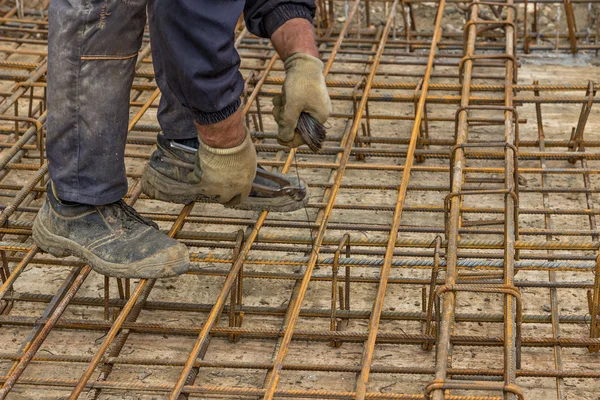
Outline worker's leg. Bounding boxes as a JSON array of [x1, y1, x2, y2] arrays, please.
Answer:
[[148, 0, 253, 206], [47, 0, 145, 205], [148, 0, 246, 133], [34, 0, 189, 279], [143, 0, 308, 210]]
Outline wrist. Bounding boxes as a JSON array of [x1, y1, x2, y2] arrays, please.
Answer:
[[271, 18, 319, 61], [194, 108, 246, 149], [283, 53, 324, 73]]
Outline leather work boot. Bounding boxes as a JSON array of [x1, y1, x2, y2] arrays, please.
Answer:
[[141, 134, 309, 212], [33, 183, 190, 279]]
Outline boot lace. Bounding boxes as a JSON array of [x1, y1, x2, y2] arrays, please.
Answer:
[[108, 201, 159, 230]]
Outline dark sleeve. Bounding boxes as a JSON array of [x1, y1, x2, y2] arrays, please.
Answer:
[[244, 1, 316, 38]]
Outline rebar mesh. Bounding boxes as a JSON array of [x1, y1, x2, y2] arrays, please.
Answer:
[[0, 1, 599, 399]]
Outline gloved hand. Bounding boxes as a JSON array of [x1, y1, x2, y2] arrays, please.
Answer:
[[272, 53, 331, 148], [188, 132, 257, 206]]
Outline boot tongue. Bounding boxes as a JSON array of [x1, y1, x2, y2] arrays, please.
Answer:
[[251, 165, 279, 198], [172, 137, 199, 149], [114, 201, 159, 230]]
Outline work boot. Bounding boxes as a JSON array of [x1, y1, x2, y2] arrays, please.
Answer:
[[32, 182, 190, 279], [141, 134, 309, 212]]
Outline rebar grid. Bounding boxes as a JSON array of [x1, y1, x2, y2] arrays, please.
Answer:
[[0, 0, 599, 399]]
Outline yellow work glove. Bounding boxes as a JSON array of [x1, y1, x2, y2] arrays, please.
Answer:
[[188, 132, 257, 206], [272, 53, 331, 148]]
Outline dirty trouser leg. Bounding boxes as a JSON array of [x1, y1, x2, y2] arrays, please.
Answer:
[[47, 0, 147, 205], [148, 0, 245, 127]]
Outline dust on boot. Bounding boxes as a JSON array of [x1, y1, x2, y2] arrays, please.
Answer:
[[33, 182, 190, 279]]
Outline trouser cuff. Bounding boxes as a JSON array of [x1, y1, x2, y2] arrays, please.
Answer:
[[193, 98, 241, 125], [52, 186, 128, 206]]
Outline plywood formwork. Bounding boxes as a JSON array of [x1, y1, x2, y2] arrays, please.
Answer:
[[0, 1, 599, 399]]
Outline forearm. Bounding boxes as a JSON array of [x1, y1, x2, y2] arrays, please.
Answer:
[[270, 18, 319, 61]]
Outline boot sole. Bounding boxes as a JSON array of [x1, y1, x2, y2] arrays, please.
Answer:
[[32, 214, 190, 279], [141, 165, 310, 213]]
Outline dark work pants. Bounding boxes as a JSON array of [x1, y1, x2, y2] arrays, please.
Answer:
[[47, 0, 245, 205]]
